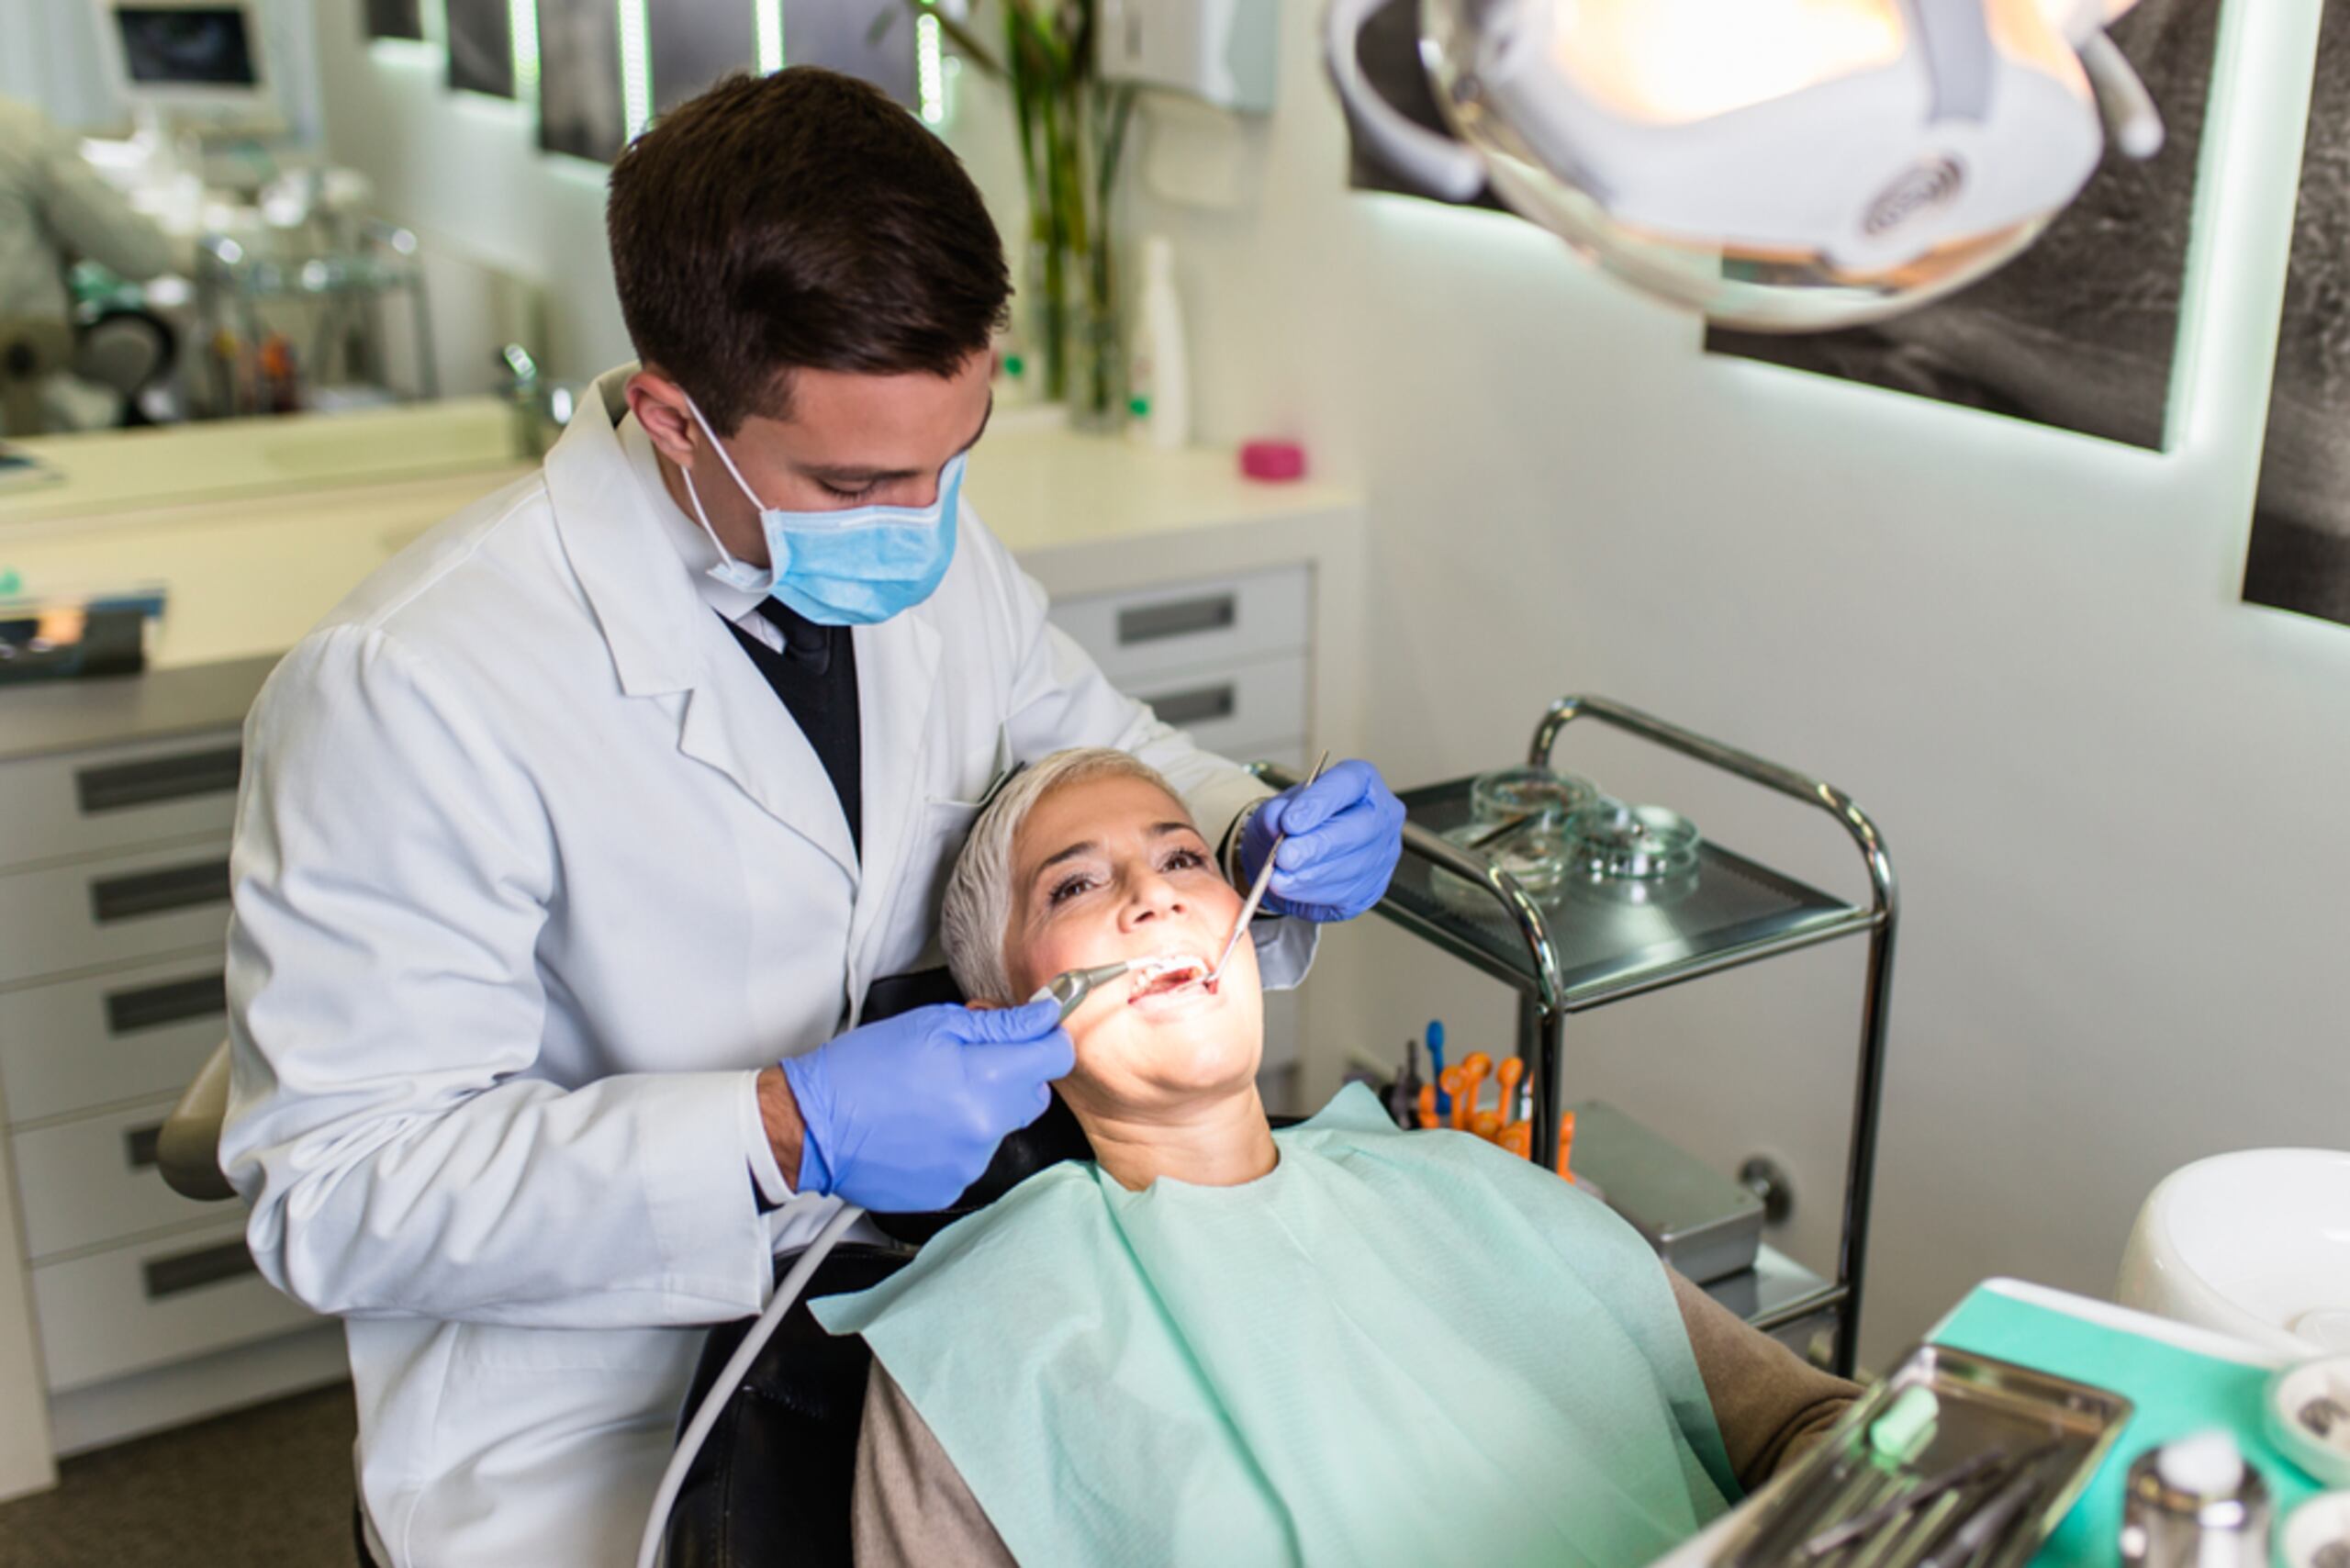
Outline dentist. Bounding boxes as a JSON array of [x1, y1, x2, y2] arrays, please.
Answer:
[[219, 68, 1404, 1568]]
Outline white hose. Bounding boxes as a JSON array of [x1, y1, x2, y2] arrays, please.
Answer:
[[635, 1203, 868, 1568], [2078, 30, 2165, 159]]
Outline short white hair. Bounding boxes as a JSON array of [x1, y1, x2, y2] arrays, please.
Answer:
[[941, 748, 1187, 1003]]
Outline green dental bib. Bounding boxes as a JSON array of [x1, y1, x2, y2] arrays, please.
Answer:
[[813, 1085, 1736, 1567]]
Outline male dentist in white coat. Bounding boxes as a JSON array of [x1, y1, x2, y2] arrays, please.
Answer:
[[219, 68, 1406, 1568]]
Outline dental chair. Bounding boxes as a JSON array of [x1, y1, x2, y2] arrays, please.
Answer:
[[661, 1090, 1095, 1568]]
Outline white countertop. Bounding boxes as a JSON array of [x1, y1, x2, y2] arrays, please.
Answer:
[[0, 400, 1360, 673]]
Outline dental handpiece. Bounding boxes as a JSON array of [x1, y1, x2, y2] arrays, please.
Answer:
[[1030, 962, 1134, 1024]]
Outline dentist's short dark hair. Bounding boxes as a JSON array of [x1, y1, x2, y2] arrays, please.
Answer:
[[607, 66, 1011, 436]]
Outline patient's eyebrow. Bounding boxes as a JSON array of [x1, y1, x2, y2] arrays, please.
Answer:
[[1032, 823, 1199, 879], [1036, 840, 1100, 875]]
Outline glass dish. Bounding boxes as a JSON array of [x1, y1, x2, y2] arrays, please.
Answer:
[[1431, 817, 1569, 913], [1470, 766, 1600, 830], [1559, 800, 1702, 882]]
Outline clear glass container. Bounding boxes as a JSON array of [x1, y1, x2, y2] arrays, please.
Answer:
[[1433, 817, 1569, 912], [1559, 799, 1702, 882], [1470, 765, 1600, 831]]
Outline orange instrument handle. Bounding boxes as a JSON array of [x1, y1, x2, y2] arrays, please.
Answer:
[[1494, 1058, 1525, 1123], [1555, 1110, 1578, 1182], [1453, 1058, 1489, 1130], [1416, 1082, 1438, 1129], [1499, 1121, 1532, 1159], [1469, 1111, 1504, 1141], [1438, 1068, 1466, 1127]]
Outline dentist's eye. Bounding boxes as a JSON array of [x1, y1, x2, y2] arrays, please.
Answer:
[[819, 480, 882, 504]]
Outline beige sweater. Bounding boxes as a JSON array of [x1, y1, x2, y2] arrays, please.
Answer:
[[849, 1267, 1857, 1566]]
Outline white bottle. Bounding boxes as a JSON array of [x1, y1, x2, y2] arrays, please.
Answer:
[[1129, 235, 1191, 450]]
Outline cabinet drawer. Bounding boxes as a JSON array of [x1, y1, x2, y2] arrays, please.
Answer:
[[0, 956, 227, 1125], [0, 733, 241, 873], [0, 842, 232, 988], [1049, 566, 1309, 686], [32, 1219, 316, 1393], [14, 1098, 223, 1260], [1128, 654, 1307, 763]]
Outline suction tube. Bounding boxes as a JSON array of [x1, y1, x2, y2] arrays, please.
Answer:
[[635, 1202, 867, 1568]]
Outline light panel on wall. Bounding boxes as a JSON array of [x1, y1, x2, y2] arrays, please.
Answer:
[[509, 0, 541, 98], [757, 0, 785, 73], [618, 0, 651, 140]]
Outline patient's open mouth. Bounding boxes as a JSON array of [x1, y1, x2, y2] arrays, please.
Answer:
[[1127, 953, 1213, 1002]]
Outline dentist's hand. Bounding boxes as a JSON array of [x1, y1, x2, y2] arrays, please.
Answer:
[[1239, 758, 1407, 924], [775, 1000, 1073, 1214]]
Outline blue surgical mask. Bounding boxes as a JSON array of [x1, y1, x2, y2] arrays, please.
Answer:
[[677, 398, 964, 626]]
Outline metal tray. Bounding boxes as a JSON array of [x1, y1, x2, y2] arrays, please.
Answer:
[[1713, 1341, 2134, 1567], [1384, 778, 1869, 1011]]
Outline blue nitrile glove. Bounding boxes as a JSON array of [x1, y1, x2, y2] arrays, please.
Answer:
[[1238, 758, 1408, 924], [780, 999, 1073, 1214]]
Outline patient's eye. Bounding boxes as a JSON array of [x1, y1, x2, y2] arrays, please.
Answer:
[[1160, 846, 1209, 873], [1047, 872, 1098, 906]]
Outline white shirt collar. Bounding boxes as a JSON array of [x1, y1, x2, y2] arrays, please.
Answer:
[[617, 409, 766, 624]]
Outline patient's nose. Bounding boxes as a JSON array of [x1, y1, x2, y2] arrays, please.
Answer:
[[1121, 868, 1188, 927]]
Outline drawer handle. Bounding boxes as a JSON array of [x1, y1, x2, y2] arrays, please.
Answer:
[[74, 746, 242, 814], [143, 1239, 258, 1300], [1117, 593, 1237, 645], [105, 971, 229, 1035], [126, 1123, 163, 1170], [88, 860, 231, 924], [1144, 683, 1238, 728]]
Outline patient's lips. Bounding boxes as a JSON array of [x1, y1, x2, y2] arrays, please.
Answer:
[[1126, 952, 1214, 1005]]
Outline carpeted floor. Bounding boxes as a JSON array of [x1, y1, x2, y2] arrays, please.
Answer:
[[0, 1383, 357, 1567]]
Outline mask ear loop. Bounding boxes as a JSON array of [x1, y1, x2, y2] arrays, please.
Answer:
[[677, 395, 769, 580]]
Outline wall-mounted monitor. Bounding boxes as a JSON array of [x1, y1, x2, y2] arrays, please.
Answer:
[[537, 0, 625, 161], [99, 1, 280, 131], [446, 0, 516, 98]]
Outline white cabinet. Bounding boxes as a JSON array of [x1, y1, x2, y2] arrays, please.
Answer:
[[0, 661, 334, 1483]]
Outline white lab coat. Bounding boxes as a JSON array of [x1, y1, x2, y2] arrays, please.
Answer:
[[220, 369, 1313, 1567]]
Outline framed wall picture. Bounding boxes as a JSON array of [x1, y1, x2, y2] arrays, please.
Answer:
[[537, 0, 625, 161], [782, 0, 916, 109], [1703, 0, 2228, 453], [652, 0, 759, 117], [445, 0, 515, 98], [363, 0, 424, 43], [2243, 0, 2350, 629]]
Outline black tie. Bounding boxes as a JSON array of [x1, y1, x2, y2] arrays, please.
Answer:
[[722, 600, 862, 857]]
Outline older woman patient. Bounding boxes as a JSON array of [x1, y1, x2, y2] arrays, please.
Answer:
[[813, 749, 1856, 1567]]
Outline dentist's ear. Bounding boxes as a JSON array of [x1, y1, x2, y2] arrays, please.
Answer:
[[623, 368, 703, 468]]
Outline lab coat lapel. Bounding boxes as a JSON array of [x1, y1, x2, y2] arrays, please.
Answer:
[[845, 604, 941, 985], [545, 369, 859, 881]]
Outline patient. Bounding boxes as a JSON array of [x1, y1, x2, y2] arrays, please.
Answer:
[[813, 749, 1857, 1567]]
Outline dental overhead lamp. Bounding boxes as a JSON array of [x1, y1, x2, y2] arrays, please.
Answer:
[[1326, 0, 2164, 331]]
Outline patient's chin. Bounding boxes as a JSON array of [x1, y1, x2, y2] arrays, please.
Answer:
[[1073, 1013, 1263, 1105]]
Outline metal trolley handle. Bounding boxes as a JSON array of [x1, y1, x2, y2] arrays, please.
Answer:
[[1529, 694, 1897, 926]]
